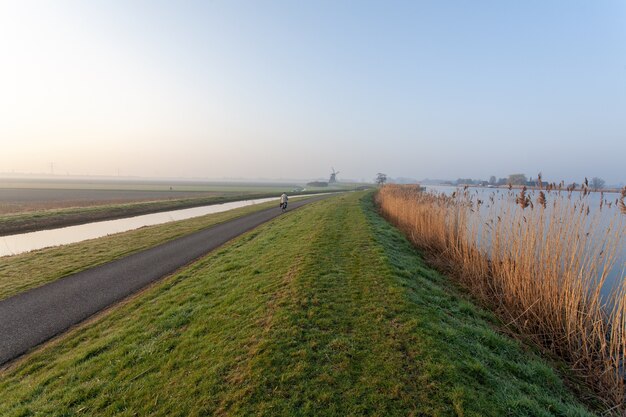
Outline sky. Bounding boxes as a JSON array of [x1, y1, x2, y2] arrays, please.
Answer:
[[1, 0, 625, 184]]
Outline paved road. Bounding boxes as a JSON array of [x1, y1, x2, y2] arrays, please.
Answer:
[[0, 195, 331, 365]]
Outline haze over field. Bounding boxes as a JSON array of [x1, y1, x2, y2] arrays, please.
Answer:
[[1, 1, 625, 183]]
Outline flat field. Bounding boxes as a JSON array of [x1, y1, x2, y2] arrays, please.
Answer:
[[0, 178, 304, 214], [0, 178, 343, 235], [0, 197, 321, 300], [0, 192, 597, 416]]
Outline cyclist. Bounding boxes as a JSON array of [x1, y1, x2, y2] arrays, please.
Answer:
[[280, 193, 288, 212]]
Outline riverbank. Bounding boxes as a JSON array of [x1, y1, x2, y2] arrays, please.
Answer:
[[0, 192, 595, 416], [376, 184, 625, 411], [0, 198, 284, 301], [0, 191, 338, 236]]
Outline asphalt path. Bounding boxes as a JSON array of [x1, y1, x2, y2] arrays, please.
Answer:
[[0, 195, 332, 366]]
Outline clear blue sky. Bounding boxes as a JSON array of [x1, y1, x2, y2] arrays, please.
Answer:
[[1, 0, 624, 183]]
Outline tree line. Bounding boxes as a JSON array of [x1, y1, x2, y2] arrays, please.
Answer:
[[454, 174, 606, 189]]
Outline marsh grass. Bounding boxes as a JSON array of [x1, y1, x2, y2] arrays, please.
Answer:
[[376, 184, 626, 410]]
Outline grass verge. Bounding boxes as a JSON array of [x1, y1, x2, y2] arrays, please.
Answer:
[[376, 184, 626, 409], [0, 198, 293, 301], [0, 193, 594, 416], [0, 191, 336, 236]]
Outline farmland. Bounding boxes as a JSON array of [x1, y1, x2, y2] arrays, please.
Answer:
[[0, 197, 293, 301], [0, 178, 346, 235], [0, 192, 596, 416]]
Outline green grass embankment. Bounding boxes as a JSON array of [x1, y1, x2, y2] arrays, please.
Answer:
[[0, 191, 337, 236], [0, 194, 260, 235], [0, 199, 292, 301], [0, 193, 594, 416]]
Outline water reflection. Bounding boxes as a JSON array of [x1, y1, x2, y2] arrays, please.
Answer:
[[0, 195, 318, 257], [424, 185, 626, 296]]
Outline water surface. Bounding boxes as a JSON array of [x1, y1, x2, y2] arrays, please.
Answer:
[[423, 185, 625, 295], [0, 194, 320, 257]]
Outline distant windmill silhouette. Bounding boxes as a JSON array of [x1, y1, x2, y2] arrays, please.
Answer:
[[329, 167, 340, 183]]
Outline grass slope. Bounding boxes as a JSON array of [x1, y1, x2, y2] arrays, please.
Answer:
[[0, 194, 259, 235], [0, 193, 593, 416], [0, 192, 338, 236], [0, 199, 289, 301]]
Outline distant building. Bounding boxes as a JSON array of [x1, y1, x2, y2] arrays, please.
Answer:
[[526, 180, 548, 188]]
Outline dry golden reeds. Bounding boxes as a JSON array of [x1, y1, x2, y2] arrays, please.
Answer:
[[515, 186, 531, 209], [376, 184, 626, 411], [537, 191, 547, 209]]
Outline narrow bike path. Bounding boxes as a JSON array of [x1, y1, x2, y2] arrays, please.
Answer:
[[0, 195, 332, 366]]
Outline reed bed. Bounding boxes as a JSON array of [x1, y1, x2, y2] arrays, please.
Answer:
[[376, 183, 626, 410]]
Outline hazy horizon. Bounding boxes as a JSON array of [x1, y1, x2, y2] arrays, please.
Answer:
[[1, 1, 625, 183]]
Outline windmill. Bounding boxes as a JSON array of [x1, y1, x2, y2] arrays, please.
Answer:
[[329, 167, 340, 184]]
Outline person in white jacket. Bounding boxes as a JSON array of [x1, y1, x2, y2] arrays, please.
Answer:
[[280, 193, 288, 211]]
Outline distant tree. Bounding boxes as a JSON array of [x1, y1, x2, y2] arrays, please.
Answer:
[[375, 173, 387, 186], [497, 178, 507, 185], [508, 174, 527, 185], [590, 177, 605, 190], [489, 175, 497, 185]]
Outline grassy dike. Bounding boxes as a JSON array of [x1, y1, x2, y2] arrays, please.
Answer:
[[0, 193, 593, 416], [0, 192, 336, 236], [0, 198, 295, 301]]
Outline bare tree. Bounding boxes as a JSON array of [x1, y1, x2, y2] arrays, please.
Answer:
[[375, 173, 387, 186], [508, 173, 527, 185], [489, 175, 496, 185], [591, 177, 605, 190]]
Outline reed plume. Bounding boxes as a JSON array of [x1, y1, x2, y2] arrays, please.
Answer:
[[515, 186, 530, 209], [537, 191, 547, 209], [376, 184, 626, 411]]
